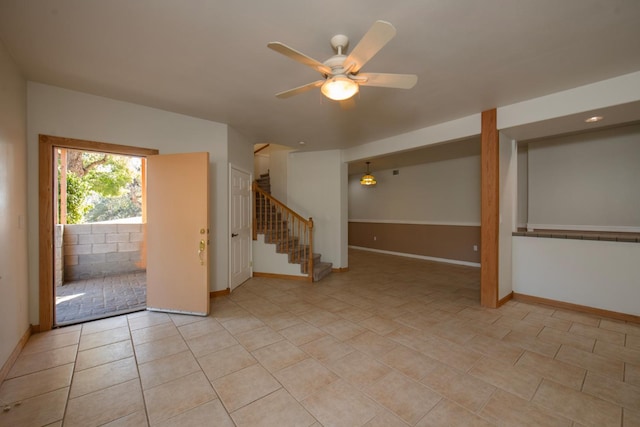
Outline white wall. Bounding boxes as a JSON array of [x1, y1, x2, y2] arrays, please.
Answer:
[[228, 126, 254, 176], [252, 144, 291, 203], [513, 237, 640, 316], [498, 133, 517, 300], [27, 83, 231, 325], [348, 153, 480, 225], [527, 124, 640, 231], [288, 150, 346, 268], [252, 235, 306, 277], [254, 153, 269, 178], [0, 41, 29, 370], [269, 146, 291, 203], [516, 144, 528, 228]]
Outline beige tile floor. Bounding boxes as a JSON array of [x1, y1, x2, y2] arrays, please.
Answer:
[[1, 249, 639, 426]]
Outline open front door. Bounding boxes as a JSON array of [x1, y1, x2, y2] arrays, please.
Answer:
[[146, 152, 210, 315]]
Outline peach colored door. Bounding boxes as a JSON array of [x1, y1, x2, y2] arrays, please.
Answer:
[[146, 152, 210, 316]]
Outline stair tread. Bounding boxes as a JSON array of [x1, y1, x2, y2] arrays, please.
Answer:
[[254, 189, 331, 281], [313, 262, 333, 281], [313, 261, 332, 269]]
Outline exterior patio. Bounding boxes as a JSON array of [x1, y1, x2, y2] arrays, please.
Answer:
[[55, 271, 146, 325]]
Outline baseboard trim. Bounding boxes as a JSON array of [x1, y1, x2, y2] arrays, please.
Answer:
[[0, 325, 32, 383], [513, 292, 640, 324], [252, 272, 311, 282], [349, 246, 481, 268], [210, 289, 230, 298], [332, 267, 349, 273], [498, 292, 513, 307]]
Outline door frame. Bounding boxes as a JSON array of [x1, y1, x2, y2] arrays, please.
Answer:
[[38, 134, 158, 331], [228, 164, 253, 290]]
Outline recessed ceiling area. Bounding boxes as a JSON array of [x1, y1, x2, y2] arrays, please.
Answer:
[[348, 98, 640, 175], [501, 100, 640, 143], [347, 137, 480, 176]]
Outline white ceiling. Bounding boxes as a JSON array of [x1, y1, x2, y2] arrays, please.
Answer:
[[1, 0, 640, 154]]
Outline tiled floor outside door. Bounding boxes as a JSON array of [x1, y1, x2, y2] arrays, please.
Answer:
[[1, 249, 639, 426], [55, 271, 146, 325]]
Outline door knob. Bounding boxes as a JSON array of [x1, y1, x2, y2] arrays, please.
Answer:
[[231, 233, 238, 237]]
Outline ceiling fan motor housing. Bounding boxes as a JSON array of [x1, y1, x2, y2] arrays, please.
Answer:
[[330, 34, 349, 52], [323, 54, 348, 76]]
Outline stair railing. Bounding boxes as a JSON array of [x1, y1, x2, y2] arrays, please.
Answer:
[[252, 182, 314, 280]]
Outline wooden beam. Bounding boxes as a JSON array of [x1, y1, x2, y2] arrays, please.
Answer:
[[59, 148, 67, 224], [39, 137, 55, 330], [480, 109, 499, 308]]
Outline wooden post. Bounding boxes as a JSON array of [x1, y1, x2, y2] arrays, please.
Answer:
[[480, 108, 499, 308], [39, 137, 55, 330], [308, 217, 314, 282], [141, 158, 147, 223], [59, 148, 68, 224]]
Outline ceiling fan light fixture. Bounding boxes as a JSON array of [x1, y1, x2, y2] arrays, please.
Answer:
[[360, 161, 377, 186], [321, 75, 359, 101]]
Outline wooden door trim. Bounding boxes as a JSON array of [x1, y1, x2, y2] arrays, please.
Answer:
[[38, 134, 158, 331]]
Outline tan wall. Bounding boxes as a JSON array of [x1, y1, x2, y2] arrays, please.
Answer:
[[348, 222, 480, 264]]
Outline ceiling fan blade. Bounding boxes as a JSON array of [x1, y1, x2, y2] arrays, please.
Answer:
[[275, 80, 325, 99], [268, 42, 332, 75], [356, 73, 418, 89], [344, 20, 396, 73]]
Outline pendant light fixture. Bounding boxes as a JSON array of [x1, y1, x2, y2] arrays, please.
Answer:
[[360, 161, 377, 186]]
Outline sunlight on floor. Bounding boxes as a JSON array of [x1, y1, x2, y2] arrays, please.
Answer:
[[55, 293, 85, 304]]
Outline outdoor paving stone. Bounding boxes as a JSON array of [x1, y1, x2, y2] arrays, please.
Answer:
[[56, 271, 146, 325]]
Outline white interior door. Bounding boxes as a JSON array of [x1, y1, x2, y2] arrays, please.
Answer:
[[146, 152, 210, 315], [230, 166, 252, 290]]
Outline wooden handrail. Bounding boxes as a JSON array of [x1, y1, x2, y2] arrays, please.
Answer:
[[254, 144, 270, 154], [253, 182, 314, 280]]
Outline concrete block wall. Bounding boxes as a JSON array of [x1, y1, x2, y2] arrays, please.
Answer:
[[62, 223, 146, 281]]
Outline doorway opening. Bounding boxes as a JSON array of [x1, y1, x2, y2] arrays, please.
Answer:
[[39, 135, 159, 331], [54, 147, 147, 325]]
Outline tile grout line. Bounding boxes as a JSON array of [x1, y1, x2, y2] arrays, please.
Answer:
[[473, 387, 499, 423], [127, 313, 152, 427], [178, 314, 238, 423], [59, 325, 82, 425]]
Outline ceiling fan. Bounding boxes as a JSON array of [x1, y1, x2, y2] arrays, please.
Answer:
[[268, 20, 418, 101]]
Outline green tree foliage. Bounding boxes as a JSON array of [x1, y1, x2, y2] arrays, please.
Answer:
[[80, 153, 133, 196], [86, 172, 142, 222], [62, 151, 141, 224], [85, 193, 141, 222], [65, 172, 91, 224]]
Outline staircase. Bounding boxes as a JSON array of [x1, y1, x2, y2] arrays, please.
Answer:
[[254, 173, 332, 282]]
